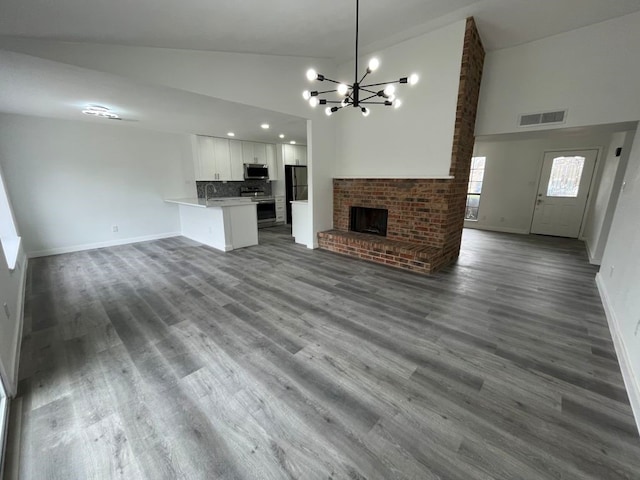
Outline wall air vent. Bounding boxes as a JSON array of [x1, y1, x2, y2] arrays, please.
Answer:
[[518, 110, 567, 127]]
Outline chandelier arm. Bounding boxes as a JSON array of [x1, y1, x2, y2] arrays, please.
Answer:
[[359, 93, 379, 102], [320, 77, 343, 85], [360, 80, 403, 88]]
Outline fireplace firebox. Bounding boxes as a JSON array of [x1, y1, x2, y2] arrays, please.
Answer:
[[350, 207, 388, 237]]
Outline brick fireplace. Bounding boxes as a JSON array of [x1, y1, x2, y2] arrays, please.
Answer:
[[318, 18, 485, 274]]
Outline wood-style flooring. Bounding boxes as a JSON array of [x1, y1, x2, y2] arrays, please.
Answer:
[[4, 227, 640, 479]]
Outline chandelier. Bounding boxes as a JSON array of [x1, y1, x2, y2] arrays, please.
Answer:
[[303, 0, 419, 117]]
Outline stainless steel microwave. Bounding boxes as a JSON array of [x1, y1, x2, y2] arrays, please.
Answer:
[[244, 164, 269, 180]]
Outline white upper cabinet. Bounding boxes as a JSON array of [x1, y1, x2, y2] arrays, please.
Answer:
[[229, 140, 244, 181], [193, 135, 244, 181], [213, 137, 232, 181], [266, 143, 278, 181], [283, 144, 307, 166], [194, 135, 216, 180], [242, 141, 265, 164]]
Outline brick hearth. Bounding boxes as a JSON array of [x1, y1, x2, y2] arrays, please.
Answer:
[[318, 18, 485, 274]]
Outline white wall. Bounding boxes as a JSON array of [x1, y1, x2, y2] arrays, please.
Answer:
[[583, 131, 635, 263], [0, 38, 337, 248], [597, 128, 640, 432], [334, 20, 465, 178], [0, 113, 194, 256], [467, 131, 613, 234], [476, 11, 640, 136]]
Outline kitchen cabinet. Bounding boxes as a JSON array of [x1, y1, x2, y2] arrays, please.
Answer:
[[242, 141, 267, 164], [283, 144, 307, 166], [291, 200, 310, 246], [193, 135, 244, 181], [229, 139, 244, 181], [266, 143, 279, 181]]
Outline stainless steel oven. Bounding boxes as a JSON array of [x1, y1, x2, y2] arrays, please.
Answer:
[[240, 186, 276, 228], [254, 198, 277, 228]]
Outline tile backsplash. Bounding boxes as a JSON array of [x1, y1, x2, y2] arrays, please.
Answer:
[[196, 180, 272, 199]]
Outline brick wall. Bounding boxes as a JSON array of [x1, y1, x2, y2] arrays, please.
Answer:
[[319, 18, 485, 274], [332, 179, 450, 248]]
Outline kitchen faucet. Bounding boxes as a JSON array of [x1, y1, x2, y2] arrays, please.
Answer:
[[205, 183, 217, 202]]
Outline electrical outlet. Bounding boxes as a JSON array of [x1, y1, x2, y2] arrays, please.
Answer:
[[3, 302, 10, 319], [610, 265, 615, 278], [112, 225, 119, 233]]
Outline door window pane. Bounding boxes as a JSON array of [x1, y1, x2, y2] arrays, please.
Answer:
[[547, 156, 585, 197]]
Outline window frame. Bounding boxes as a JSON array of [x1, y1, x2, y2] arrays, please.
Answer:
[[465, 156, 486, 221]]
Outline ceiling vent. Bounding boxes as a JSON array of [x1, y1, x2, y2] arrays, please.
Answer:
[[518, 110, 567, 127]]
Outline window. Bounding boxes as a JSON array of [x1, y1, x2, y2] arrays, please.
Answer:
[[465, 156, 486, 220], [546, 156, 586, 197]]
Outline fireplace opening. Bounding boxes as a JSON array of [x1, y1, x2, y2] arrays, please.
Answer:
[[350, 206, 388, 237]]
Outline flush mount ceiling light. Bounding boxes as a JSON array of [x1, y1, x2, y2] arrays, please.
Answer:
[[82, 105, 120, 120], [303, 0, 418, 117]]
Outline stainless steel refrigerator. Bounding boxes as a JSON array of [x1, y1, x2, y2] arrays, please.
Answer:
[[285, 165, 308, 224]]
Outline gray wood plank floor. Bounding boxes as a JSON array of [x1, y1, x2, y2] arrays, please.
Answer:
[[4, 227, 640, 480]]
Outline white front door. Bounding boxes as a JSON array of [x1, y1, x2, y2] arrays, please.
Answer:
[[531, 150, 597, 238]]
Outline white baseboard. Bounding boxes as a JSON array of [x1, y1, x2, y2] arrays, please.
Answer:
[[463, 223, 529, 235], [27, 232, 181, 258], [596, 273, 640, 435], [585, 239, 601, 265]]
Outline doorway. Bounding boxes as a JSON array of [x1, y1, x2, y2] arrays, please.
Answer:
[[531, 150, 598, 238]]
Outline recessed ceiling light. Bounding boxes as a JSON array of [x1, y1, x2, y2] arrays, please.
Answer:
[[290, 140, 296, 145], [279, 134, 285, 139], [261, 123, 270, 129], [82, 105, 120, 120], [227, 132, 235, 137]]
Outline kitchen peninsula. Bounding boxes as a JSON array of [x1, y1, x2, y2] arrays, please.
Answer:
[[165, 197, 258, 252]]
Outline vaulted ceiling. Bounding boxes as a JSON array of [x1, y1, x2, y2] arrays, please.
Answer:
[[1, 0, 640, 58]]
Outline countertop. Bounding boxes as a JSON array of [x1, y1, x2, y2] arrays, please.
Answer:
[[165, 197, 255, 208]]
